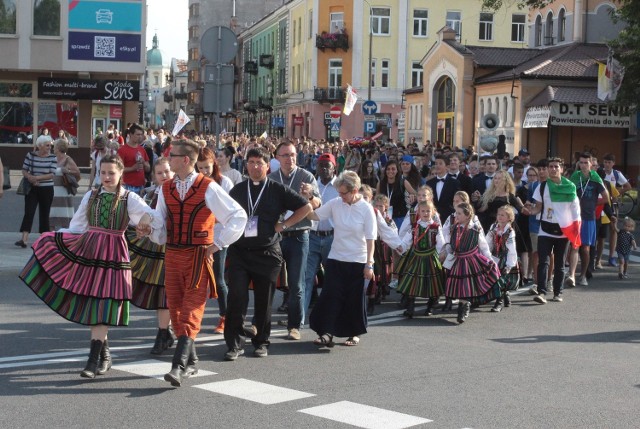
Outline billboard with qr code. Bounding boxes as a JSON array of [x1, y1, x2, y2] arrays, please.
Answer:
[[69, 31, 141, 62]]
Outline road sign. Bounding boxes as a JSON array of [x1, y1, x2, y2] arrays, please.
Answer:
[[330, 106, 342, 119], [362, 100, 378, 115], [200, 26, 238, 63], [330, 123, 341, 132], [364, 121, 376, 133]]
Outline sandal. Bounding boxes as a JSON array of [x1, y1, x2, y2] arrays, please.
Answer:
[[344, 336, 360, 346], [313, 334, 334, 348]]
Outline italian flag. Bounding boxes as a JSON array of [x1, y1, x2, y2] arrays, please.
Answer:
[[546, 177, 582, 248]]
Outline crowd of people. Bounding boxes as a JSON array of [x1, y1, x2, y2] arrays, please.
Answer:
[[14, 124, 638, 387]]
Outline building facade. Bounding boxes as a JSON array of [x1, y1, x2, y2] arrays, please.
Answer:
[[0, 0, 146, 166]]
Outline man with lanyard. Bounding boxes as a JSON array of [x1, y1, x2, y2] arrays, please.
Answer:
[[148, 139, 247, 387], [526, 157, 581, 303], [225, 147, 312, 360], [118, 123, 150, 193], [566, 153, 608, 287], [268, 141, 320, 340], [602, 153, 631, 267], [304, 153, 339, 324]]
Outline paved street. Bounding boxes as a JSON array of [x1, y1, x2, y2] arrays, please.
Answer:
[[1, 174, 639, 428]]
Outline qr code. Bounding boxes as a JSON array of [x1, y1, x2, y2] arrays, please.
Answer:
[[94, 36, 116, 58]]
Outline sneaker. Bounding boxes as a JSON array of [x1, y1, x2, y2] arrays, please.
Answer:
[[577, 276, 588, 286], [253, 345, 268, 357], [623, 273, 629, 279], [528, 285, 539, 295], [277, 319, 288, 326], [595, 262, 603, 270], [287, 328, 301, 340], [224, 348, 244, 361], [243, 325, 257, 338], [608, 257, 618, 267], [564, 275, 575, 288], [534, 294, 547, 304], [388, 279, 398, 289], [551, 295, 563, 302]]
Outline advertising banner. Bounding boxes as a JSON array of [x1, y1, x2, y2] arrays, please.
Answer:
[[38, 78, 140, 101], [549, 102, 630, 128], [68, 31, 141, 62], [69, 1, 142, 32]]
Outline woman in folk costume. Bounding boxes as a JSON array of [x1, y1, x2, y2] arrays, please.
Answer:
[[126, 157, 176, 354], [396, 200, 446, 318], [443, 202, 502, 324], [19, 155, 163, 378], [486, 205, 520, 313]]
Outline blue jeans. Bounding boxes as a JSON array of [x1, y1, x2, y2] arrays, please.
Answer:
[[281, 231, 309, 330], [537, 235, 569, 296], [213, 246, 228, 316], [304, 233, 333, 324]]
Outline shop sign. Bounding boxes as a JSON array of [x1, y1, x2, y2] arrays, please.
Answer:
[[38, 78, 140, 101], [549, 102, 630, 128], [523, 106, 551, 128]]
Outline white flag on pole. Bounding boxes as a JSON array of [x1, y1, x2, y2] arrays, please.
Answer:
[[343, 84, 358, 116], [259, 130, 268, 139], [171, 109, 191, 136]]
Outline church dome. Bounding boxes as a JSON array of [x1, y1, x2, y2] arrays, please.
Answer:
[[147, 34, 166, 67]]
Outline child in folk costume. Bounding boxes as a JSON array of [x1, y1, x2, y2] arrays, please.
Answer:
[[396, 200, 446, 318], [443, 202, 502, 324], [126, 158, 176, 355], [486, 205, 520, 312], [616, 217, 637, 279], [20, 155, 164, 378]]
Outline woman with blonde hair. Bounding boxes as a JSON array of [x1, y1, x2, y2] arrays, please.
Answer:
[[477, 169, 528, 233]]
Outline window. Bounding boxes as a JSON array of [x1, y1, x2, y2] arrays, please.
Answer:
[[511, 14, 525, 42], [189, 3, 199, 17], [411, 62, 423, 87], [0, 0, 16, 34], [534, 15, 542, 46], [291, 66, 296, 92], [370, 59, 376, 88], [34, 0, 60, 36], [479, 13, 493, 41], [309, 10, 313, 38], [293, 20, 296, 47], [298, 17, 302, 45], [381, 60, 389, 88], [329, 60, 342, 88], [330, 12, 344, 33], [544, 11, 554, 45], [413, 9, 428, 37], [371, 8, 390, 35], [446, 11, 461, 39], [558, 9, 566, 42], [154, 74, 159, 86]]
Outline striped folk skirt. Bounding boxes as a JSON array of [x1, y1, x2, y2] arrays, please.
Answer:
[[395, 247, 445, 298], [126, 229, 168, 310], [445, 248, 502, 305], [19, 227, 131, 326]]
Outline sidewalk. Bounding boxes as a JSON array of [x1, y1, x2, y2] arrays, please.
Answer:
[[0, 232, 40, 270]]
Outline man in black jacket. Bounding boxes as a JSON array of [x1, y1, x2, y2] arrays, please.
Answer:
[[426, 154, 460, 221]]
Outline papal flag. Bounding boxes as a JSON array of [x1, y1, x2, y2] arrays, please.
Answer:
[[598, 50, 625, 101], [343, 84, 358, 116], [171, 109, 191, 136], [259, 130, 268, 139]]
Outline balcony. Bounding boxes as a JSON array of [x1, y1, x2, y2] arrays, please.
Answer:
[[259, 96, 273, 111], [315, 31, 349, 52], [259, 54, 274, 69], [243, 101, 258, 113], [313, 87, 345, 103], [245, 61, 258, 75], [175, 91, 188, 100], [163, 92, 173, 103]]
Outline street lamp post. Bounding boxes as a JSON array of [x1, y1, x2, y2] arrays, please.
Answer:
[[363, 0, 373, 101]]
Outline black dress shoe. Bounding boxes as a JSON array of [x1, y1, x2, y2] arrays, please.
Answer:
[[15, 240, 27, 248]]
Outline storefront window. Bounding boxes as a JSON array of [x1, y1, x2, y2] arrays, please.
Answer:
[[0, 102, 34, 144], [38, 102, 78, 145], [0, 82, 32, 98], [0, 0, 16, 34]]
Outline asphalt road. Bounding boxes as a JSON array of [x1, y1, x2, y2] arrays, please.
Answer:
[[1, 172, 639, 429]]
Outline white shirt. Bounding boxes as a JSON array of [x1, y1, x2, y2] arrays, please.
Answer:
[[486, 224, 517, 269], [312, 177, 339, 231], [314, 197, 377, 263], [222, 168, 244, 185], [399, 219, 444, 254], [604, 169, 628, 187], [435, 175, 447, 199], [532, 183, 564, 238], [375, 209, 403, 250], [153, 173, 247, 249], [64, 188, 165, 240]]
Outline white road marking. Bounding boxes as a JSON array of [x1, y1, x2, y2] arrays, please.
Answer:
[[299, 400, 432, 429], [194, 378, 315, 404], [113, 359, 216, 380]]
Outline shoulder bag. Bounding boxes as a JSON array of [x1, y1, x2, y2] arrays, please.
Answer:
[[16, 153, 33, 196]]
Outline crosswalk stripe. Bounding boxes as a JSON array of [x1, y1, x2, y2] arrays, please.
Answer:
[[194, 378, 315, 404], [113, 359, 216, 380], [298, 400, 432, 429]]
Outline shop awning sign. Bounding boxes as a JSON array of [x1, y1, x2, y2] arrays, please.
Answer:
[[523, 106, 551, 128], [549, 102, 630, 128]]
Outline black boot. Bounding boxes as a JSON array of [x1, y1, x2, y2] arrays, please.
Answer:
[[150, 328, 173, 355], [367, 297, 375, 316], [183, 342, 199, 378], [491, 298, 503, 313], [503, 292, 511, 307], [167, 325, 176, 348], [164, 336, 193, 387], [442, 297, 453, 312], [424, 297, 437, 316], [80, 339, 103, 379], [403, 297, 415, 318], [96, 339, 112, 375]]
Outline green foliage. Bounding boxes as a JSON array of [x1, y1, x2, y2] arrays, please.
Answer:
[[34, 0, 60, 36], [0, 0, 17, 34], [608, 1, 640, 110]]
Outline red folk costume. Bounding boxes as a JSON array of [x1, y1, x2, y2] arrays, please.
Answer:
[[162, 173, 217, 339]]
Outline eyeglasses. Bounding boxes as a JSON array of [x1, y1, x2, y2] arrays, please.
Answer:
[[338, 190, 352, 196], [277, 153, 296, 158], [247, 161, 266, 168]]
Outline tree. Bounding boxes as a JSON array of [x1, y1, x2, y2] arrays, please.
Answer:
[[481, 1, 639, 109]]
